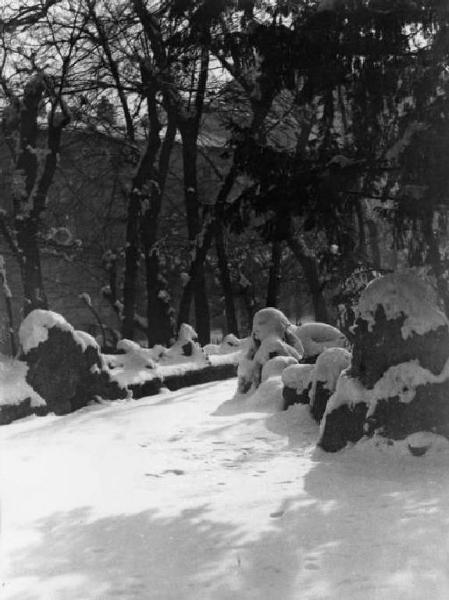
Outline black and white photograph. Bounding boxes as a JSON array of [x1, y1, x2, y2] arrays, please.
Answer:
[[1, 1, 449, 598]]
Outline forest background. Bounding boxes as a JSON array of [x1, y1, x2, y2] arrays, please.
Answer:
[[1, 0, 449, 352]]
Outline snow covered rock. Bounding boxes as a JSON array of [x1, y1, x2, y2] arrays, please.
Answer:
[[237, 309, 303, 394], [281, 363, 315, 409], [294, 322, 347, 361], [0, 355, 47, 424], [19, 310, 127, 415], [319, 273, 449, 452], [310, 348, 352, 422]]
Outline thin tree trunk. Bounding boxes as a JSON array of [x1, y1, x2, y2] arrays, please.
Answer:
[[266, 239, 282, 308], [178, 121, 210, 344], [287, 233, 329, 323], [0, 256, 17, 355], [16, 217, 48, 314], [215, 223, 239, 335], [8, 75, 69, 315], [239, 274, 257, 334], [122, 80, 162, 340], [177, 166, 238, 332], [366, 219, 381, 269], [142, 111, 177, 347], [423, 215, 449, 315], [122, 187, 144, 340]]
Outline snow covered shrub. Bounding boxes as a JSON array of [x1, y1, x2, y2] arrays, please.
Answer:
[[0, 354, 47, 424], [204, 333, 246, 356], [309, 347, 352, 422], [237, 308, 303, 394], [164, 323, 206, 362], [294, 322, 347, 361], [281, 363, 315, 410], [319, 273, 449, 452], [261, 356, 298, 382], [19, 310, 127, 415]]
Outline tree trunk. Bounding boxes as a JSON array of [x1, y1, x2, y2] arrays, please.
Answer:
[[6, 75, 69, 315], [366, 219, 382, 269], [178, 121, 210, 344], [423, 215, 449, 316], [16, 217, 48, 314], [266, 239, 282, 308], [142, 114, 177, 347], [145, 252, 176, 346], [287, 234, 329, 323], [239, 274, 257, 334], [122, 82, 162, 340], [122, 187, 142, 339], [215, 224, 239, 335]]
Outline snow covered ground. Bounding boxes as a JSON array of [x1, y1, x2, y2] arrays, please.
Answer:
[[2, 377, 449, 600]]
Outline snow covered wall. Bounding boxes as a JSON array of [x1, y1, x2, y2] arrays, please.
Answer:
[[319, 273, 449, 452]]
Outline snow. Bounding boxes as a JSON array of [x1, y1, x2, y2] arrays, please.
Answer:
[[357, 273, 448, 339], [106, 340, 158, 387], [19, 310, 98, 354], [281, 363, 315, 392], [261, 356, 298, 382], [3, 378, 449, 599], [312, 348, 352, 391], [74, 330, 99, 350], [254, 335, 303, 365], [0, 354, 46, 408], [162, 324, 206, 363], [204, 334, 247, 357], [324, 354, 449, 422], [251, 309, 304, 357], [209, 351, 241, 367], [406, 432, 449, 452], [19, 310, 71, 353], [295, 323, 347, 358], [323, 368, 364, 409]]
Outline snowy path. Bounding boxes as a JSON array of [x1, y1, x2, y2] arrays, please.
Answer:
[[2, 377, 449, 600]]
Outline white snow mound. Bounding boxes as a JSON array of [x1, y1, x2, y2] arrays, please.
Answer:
[[0, 354, 46, 407], [254, 335, 302, 365], [261, 356, 298, 382], [312, 347, 352, 390], [357, 273, 447, 339], [19, 309, 97, 354], [281, 363, 315, 392], [295, 322, 347, 357]]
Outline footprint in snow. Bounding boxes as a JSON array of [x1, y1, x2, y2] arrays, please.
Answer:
[[164, 469, 185, 476], [270, 510, 284, 518], [304, 562, 320, 571]]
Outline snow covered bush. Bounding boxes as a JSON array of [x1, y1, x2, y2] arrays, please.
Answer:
[[104, 339, 163, 396], [204, 333, 247, 356], [261, 356, 298, 382], [163, 323, 206, 362], [319, 273, 449, 452], [0, 354, 47, 424], [294, 322, 347, 361], [237, 308, 303, 394], [19, 310, 127, 415], [281, 363, 315, 410], [309, 347, 352, 422]]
